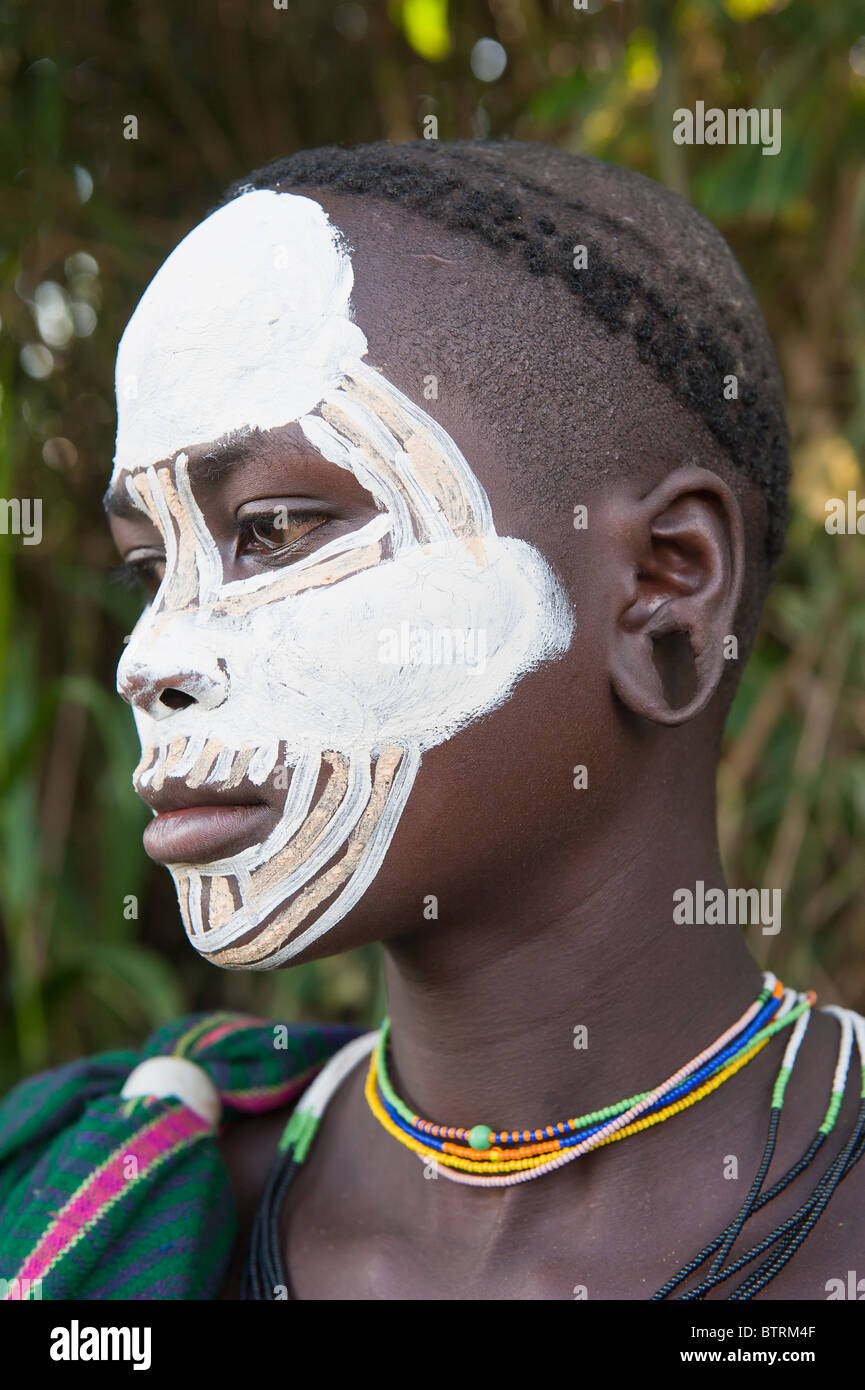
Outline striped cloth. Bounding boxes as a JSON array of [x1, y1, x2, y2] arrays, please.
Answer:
[[0, 1012, 362, 1299]]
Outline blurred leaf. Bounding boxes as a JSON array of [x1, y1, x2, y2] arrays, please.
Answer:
[[526, 71, 589, 127], [69, 940, 185, 1025]]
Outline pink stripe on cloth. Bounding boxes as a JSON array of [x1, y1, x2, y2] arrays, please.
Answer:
[[190, 1016, 264, 1054], [8, 1106, 208, 1294], [224, 1065, 321, 1114]]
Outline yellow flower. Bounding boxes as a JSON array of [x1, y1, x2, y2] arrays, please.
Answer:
[[724, 0, 788, 20], [396, 0, 450, 62], [792, 434, 861, 524], [625, 30, 660, 96]]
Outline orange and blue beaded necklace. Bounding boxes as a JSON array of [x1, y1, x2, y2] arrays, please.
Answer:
[[365, 973, 810, 1186], [243, 976, 865, 1299]]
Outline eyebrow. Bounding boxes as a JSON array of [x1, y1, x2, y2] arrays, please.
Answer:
[[102, 486, 143, 520], [194, 427, 269, 481], [102, 427, 272, 518]]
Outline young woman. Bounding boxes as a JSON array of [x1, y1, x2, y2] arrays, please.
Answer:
[[2, 141, 863, 1301]]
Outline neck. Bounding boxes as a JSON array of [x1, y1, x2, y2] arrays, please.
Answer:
[[381, 788, 763, 1132]]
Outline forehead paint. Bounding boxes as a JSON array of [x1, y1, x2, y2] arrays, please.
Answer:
[[113, 193, 366, 477], [114, 191, 574, 969]]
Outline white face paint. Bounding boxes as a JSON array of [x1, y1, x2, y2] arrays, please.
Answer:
[[113, 191, 574, 969]]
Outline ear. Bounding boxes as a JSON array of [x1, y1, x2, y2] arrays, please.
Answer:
[[608, 467, 745, 726]]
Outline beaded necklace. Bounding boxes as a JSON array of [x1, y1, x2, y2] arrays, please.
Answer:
[[367, 974, 809, 1186], [242, 980, 865, 1299]]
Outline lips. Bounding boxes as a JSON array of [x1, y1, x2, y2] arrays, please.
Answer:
[[139, 782, 276, 864]]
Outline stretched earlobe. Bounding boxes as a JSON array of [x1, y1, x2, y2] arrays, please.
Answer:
[[611, 621, 728, 725], [609, 468, 745, 727]]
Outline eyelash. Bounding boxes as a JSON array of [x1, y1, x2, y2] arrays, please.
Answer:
[[236, 510, 329, 554], [110, 559, 162, 592], [109, 511, 330, 595]]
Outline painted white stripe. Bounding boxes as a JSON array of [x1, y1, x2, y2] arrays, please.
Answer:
[[187, 871, 204, 938], [214, 511, 392, 602], [194, 755, 373, 952], [145, 466, 179, 595], [255, 742, 421, 968], [174, 453, 223, 603], [112, 190, 576, 967], [189, 748, 320, 880]]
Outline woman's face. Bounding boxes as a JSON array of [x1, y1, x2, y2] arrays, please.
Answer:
[[106, 191, 574, 970]]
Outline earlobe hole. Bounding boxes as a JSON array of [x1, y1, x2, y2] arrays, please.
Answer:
[[651, 629, 698, 711]]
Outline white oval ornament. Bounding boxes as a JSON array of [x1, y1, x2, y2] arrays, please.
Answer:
[[120, 1056, 221, 1126]]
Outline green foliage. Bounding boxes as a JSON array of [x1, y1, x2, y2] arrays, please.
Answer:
[[2, 0, 865, 1085]]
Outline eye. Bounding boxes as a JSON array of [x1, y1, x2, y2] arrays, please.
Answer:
[[236, 508, 329, 558], [110, 555, 165, 597]]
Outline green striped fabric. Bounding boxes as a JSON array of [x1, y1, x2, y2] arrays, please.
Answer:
[[0, 1011, 361, 1299]]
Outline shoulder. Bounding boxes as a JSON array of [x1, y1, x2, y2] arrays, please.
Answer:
[[0, 1012, 364, 1300], [214, 1024, 375, 1299], [215, 1102, 299, 1298]]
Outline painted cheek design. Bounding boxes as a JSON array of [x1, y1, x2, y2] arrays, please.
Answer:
[[113, 192, 574, 969]]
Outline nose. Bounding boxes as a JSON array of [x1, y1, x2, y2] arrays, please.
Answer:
[[117, 648, 229, 720]]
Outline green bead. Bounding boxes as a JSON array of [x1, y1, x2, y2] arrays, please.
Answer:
[[467, 1124, 493, 1151]]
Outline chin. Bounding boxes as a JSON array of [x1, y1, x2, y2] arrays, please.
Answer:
[[178, 888, 400, 971]]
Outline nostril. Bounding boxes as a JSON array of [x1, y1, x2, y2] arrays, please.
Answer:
[[117, 658, 229, 718], [159, 688, 197, 712]]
